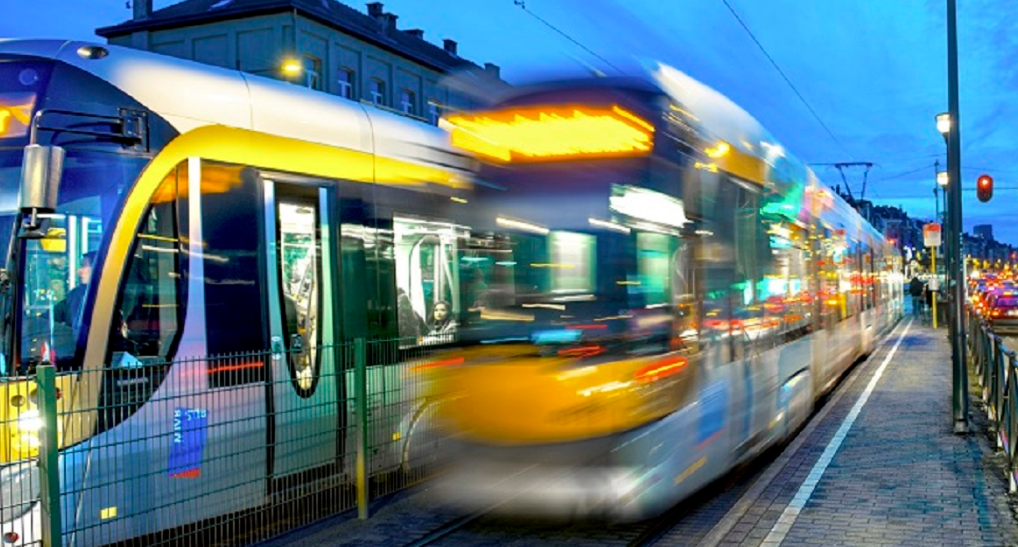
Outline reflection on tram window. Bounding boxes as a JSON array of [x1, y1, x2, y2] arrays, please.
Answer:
[[202, 163, 267, 387]]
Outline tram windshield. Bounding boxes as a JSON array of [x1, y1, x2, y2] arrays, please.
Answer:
[[0, 146, 147, 376], [447, 159, 700, 357]]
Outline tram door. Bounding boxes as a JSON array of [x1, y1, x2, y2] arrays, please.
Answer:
[[264, 180, 343, 484]]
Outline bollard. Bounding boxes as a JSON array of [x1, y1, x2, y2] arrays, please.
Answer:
[[36, 364, 62, 547], [354, 338, 369, 520]]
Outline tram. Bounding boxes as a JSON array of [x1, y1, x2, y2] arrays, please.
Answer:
[[0, 39, 476, 545], [0, 37, 903, 543], [422, 64, 904, 519]]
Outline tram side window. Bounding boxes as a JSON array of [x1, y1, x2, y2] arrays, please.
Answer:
[[110, 173, 184, 362], [99, 167, 185, 434], [637, 232, 673, 306], [511, 231, 596, 296], [201, 163, 268, 387], [394, 217, 463, 346]]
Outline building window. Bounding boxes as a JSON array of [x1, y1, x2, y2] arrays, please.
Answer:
[[303, 55, 322, 91], [428, 101, 440, 125], [370, 79, 386, 106], [400, 89, 416, 115], [337, 68, 355, 99]]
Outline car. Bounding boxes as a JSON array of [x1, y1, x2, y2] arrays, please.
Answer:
[[988, 294, 1018, 334]]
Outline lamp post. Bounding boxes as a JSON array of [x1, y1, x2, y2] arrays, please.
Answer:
[[944, 0, 968, 434], [935, 161, 948, 301], [936, 120, 952, 305]]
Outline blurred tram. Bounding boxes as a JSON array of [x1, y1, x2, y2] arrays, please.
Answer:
[[423, 63, 904, 519], [0, 39, 476, 545], [0, 37, 904, 544]]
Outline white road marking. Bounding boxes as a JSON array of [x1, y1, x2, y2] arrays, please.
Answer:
[[760, 318, 913, 546]]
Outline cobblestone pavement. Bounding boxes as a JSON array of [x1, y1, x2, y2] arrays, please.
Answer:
[[694, 320, 1018, 547], [258, 320, 1018, 547]]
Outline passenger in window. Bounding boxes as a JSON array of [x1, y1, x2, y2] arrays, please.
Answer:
[[397, 288, 427, 339], [429, 300, 457, 335], [54, 251, 96, 336]]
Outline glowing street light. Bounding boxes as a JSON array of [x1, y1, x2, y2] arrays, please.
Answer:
[[282, 59, 302, 76], [936, 112, 951, 137], [937, 171, 949, 187]]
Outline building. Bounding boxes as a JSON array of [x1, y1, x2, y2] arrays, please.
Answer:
[[974, 224, 994, 242], [97, 0, 509, 124]]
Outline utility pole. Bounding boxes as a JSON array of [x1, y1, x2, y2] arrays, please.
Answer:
[[947, 0, 969, 434]]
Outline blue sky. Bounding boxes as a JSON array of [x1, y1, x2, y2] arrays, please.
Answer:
[[4, 0, 1016, 241]]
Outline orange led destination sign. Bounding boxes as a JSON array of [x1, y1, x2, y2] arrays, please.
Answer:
[[442, 104, 655, 163], [0, 94, 36, 139]]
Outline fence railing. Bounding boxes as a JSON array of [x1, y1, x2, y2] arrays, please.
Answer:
[[2, 335, 448, 547], [967, 307, 1018, 493]]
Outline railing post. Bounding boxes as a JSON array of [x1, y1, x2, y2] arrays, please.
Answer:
[[1009, 351, 1018, 494], [984, 327, 992, 401], [36, 364, 62, 547], [354, 338, 369, 520], [995, 337, 1005, 445]]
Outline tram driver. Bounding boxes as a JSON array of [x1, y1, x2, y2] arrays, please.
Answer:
[[54, 251, 96, 337]]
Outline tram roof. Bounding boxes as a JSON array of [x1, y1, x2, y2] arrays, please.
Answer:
[[0, 38, 474, 178], [471, 65, 889, 248]]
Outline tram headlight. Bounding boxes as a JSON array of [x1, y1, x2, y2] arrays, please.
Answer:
[[16, 411, 42, 433], [0, 463, 38, 522]]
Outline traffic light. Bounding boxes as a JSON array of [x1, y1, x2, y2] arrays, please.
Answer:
[[977, 174, 993, 202]]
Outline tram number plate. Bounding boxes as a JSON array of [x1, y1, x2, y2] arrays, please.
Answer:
[[169, 407, 208, 478]]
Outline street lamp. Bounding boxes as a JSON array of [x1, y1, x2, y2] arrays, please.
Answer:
[[937, 171, 949, 187], [282, 59, 303, 77], [936, 112, 951, 138]]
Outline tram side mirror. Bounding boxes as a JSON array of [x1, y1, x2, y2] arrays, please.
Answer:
[[18, 144, 64, 239]]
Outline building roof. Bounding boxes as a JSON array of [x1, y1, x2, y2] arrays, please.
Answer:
[[96, 0, 481, 74]]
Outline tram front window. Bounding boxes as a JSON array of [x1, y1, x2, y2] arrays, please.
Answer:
[[456, 162, 698, 356], [0, 147, 147, 375]]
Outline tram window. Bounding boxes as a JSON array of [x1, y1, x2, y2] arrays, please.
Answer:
[[394, 217, 463, 345], [637, 232, 673, 306], [202, 163, 268, 387], [109, 174, 183, 361], [12, 148, 146, 374], [98, 167, 183, 434], [276, 199, 322, 395], [549, 231, 596, 294]]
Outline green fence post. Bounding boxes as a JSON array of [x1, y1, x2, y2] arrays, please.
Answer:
[[37, 363, 61, 547], [354, 338, 369, 520]]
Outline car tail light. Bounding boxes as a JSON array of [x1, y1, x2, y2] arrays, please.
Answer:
[[634, 356, 687, 382]]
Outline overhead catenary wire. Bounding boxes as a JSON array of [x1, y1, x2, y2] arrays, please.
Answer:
[[512, 0, 624, 75], [720, 0, 852, 160]]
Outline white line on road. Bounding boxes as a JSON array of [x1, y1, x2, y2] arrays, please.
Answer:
[[760, 318, 914, 546]]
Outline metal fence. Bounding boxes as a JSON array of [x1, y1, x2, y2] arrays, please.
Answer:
[[967, 308, 1018, 493], [2, 336, 448, 547]]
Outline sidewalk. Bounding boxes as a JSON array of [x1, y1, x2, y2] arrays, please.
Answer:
[[695, 320, 1018, 547]]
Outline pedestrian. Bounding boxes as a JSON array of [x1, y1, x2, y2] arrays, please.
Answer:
[[909, 275, 924, 317]]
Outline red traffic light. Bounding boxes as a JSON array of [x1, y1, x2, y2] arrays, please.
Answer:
[[977, 174, 993, 202]]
